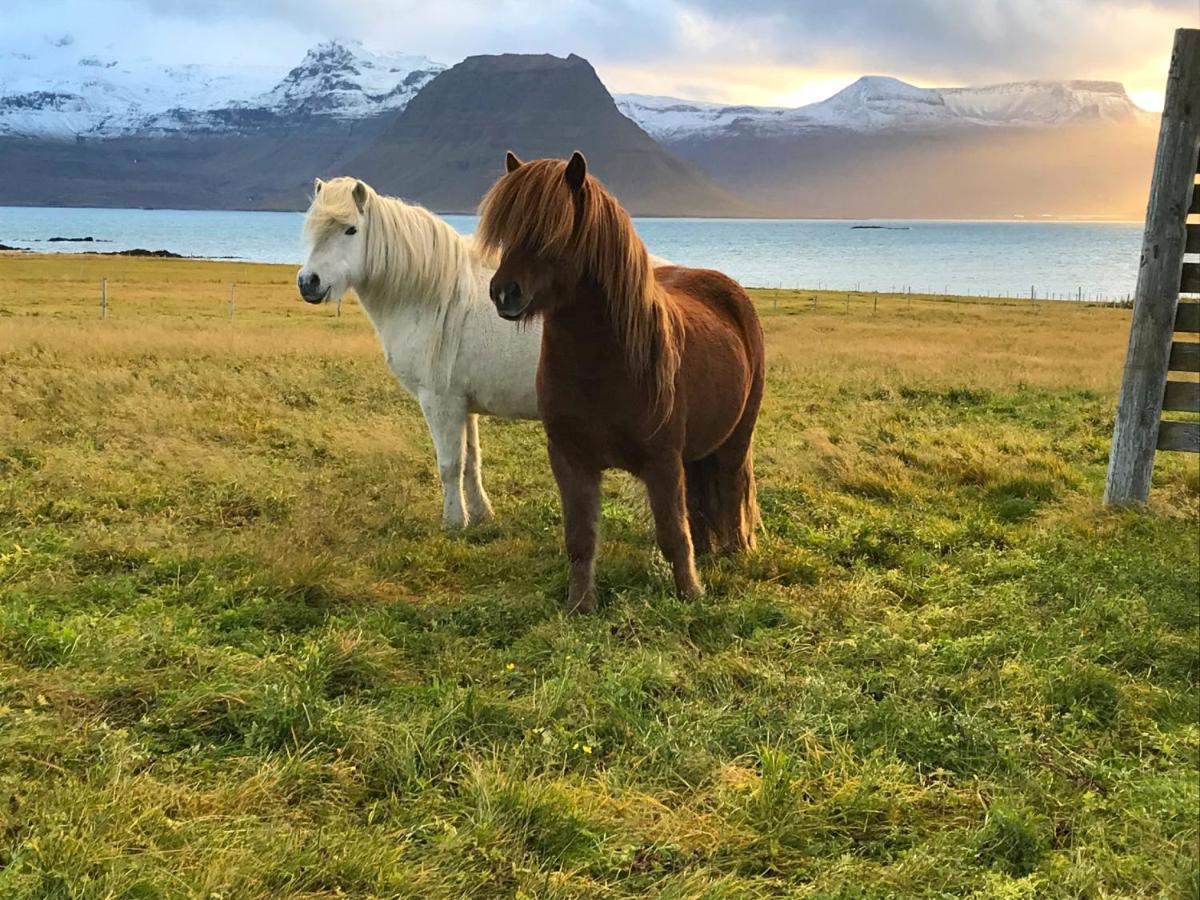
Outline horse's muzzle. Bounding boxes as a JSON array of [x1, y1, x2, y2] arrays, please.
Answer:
[[297, 271, 329, 304], [490, 280, 528, 320]]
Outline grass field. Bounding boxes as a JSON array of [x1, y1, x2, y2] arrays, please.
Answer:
[[1, 254, 1197, 898]]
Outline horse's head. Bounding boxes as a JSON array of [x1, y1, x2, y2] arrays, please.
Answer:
[[298, 177, 372, 304], [481, 151, 588, 321]]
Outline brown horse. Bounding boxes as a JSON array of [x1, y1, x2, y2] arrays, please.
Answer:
[[477, 151, 764, 612]]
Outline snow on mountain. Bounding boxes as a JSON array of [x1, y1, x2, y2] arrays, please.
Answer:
[[251, 41, 443, 118], [613, 94, 791, 141], [0, 39, 444, 138], [1, 42, 1150, 143], [939, 80, 1145, 125], [616, 76, 1151, 141], [0, 45, 281, 137]]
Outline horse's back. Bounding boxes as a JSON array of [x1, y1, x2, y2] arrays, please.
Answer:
[[653, 265, 763, 364]]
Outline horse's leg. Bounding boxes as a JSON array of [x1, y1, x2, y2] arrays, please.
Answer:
[[463, 414, 494, 524], [548, 442, 601, 613], [684, 455, 719, 557], [644, 456, 703, 600], [419, 394, 468, 528]]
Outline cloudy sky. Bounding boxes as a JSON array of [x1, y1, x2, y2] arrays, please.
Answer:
[[3, 0, 1196, 109]]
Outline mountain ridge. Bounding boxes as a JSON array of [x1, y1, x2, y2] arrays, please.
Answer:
[[0, 40, 1152, 140], [0, 41, 1159, 219], [615, 75, 1151, 141]]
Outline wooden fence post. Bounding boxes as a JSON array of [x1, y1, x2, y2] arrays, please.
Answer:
[[100, 278, 107, 319], [1105, 28, 1200, 506], [228, 283, 235, 320]]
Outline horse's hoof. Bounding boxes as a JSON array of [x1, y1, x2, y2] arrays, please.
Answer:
[[565, 592, 597, 614]]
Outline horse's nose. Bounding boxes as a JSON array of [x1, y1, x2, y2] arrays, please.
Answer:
[[297, 271, 325, 303], [491, 281, 525, 320], [490, 280, 520, 305]]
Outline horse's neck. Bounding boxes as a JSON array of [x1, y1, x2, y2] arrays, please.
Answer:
[[541, 283, 622, 364]]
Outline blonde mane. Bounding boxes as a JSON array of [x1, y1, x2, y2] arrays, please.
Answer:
[[475, 159, 682, 415]]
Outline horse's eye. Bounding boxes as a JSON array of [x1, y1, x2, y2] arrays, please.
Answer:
[[345, 226, 357, 236]]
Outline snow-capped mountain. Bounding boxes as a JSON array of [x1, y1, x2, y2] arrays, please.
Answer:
[[2, 41, 1150, 142], [615, 76, 1151, 141], [0, 47, 1158, 219], [0, 45, 282, 138], [254, 41, 442, 118], [0, 40, 443, 138]]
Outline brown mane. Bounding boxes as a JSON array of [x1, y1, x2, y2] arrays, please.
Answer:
[[476, 159, 681, 414]]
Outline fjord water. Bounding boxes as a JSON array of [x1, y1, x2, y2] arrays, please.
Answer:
[[0, 206, 1140, 299]]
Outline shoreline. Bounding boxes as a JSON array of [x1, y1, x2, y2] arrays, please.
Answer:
[[0, 251, 1136, 308], [0, 201, 1145, 225]]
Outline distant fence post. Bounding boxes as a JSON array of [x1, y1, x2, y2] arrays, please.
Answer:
[[1105, 27, 1200, 506], [228, 283, 236, 320], [100, 278, 107, 319]]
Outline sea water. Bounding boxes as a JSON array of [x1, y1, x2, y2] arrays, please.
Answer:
[[0, 206, 1141, 300]]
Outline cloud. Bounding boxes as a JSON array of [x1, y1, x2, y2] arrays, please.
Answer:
[[1, 0, 1190, 105], [676, 0, 1193, 83]]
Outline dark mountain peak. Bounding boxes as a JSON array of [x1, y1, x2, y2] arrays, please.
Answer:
[[346, 51, 751, 216], [405, 51, 615, 121], [454, 52, 591, 74]]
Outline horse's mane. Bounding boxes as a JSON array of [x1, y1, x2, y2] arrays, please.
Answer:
[[476, 160, 681, 415], [304, 177, 488, 310]]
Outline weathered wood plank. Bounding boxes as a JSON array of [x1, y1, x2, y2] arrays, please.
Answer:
[[1188, 224, 1200, 254], [1177, 301, 1200, 332], [1157, 420, 1200, 452], [1169, 340, 1200, 371], [1183, 262, 1200, 293], [1163, 380, 1200, 411], [1106, 28, 1200, 504]]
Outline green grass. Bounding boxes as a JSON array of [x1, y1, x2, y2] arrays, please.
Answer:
[[0, 255, 1197, 897]]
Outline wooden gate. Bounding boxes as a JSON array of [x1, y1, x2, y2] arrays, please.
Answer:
[[1104, 27, 1200, 507]]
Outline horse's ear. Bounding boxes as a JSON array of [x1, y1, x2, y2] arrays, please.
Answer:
[[313, 177, 323, 196], [505, 151, 523, 173], [564, 151, 587, 191], [352, 180, 368, 214]]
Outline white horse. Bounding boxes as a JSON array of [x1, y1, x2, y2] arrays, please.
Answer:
[[297, 177, 541, 527]]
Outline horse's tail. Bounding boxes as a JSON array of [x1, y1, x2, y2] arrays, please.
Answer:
[[685, 300, 764, 556], [686, 445, 758, 556]]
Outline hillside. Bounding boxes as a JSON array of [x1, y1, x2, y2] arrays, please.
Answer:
[[617, 77, 1158, 219], [344, 54, 752, 216], [665, 120, 1157, 219]]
